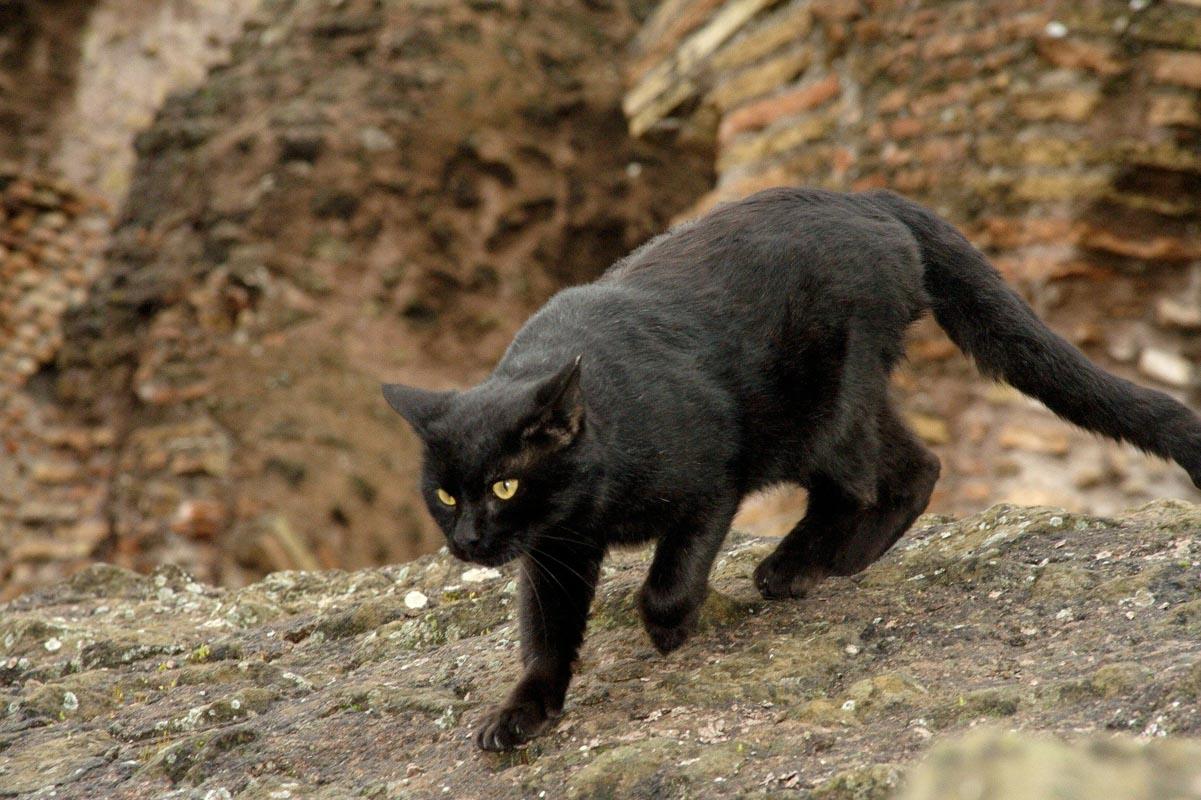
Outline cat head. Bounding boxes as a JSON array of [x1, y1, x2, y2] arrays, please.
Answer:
[[382, 356, 588, 565]]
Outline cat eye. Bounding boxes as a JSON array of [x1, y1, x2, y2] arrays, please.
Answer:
[[492, 479, 519, 500], [435, 488, 457, 507]]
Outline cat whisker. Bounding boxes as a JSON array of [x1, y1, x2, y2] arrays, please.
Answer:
[[525, 545, 594, 589], [553, 520, 607, 545], [520, 546, 574, 599], [532, 530, 603, 552]]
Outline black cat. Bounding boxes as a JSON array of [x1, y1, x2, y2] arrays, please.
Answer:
[[383, 187, 1201, 751]]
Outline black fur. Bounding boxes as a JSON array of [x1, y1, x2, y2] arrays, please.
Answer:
[[382, 187, 1201, 751]]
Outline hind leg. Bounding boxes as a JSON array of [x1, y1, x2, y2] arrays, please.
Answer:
[[754, 405, 940, 599]]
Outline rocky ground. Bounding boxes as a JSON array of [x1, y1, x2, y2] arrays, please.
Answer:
[[3, 500, 1200, 798]]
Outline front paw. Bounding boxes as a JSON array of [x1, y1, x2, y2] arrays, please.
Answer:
[[644, 617, 694, 654], [639, 589, 700, 655], [475, 701, 556, 751]]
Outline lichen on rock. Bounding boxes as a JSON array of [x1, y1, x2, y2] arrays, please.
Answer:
[[1, 500, 1200, 798]]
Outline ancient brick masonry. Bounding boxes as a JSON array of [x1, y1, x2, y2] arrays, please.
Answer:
[[625, 0, 1201, 516], [0, 0, 277, 600], [0, 168, 114, 601], [628, 0, 1201, 274], [39, 0, 711, 595]]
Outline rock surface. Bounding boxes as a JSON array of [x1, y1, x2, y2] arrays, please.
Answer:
[[898, 728, 1201, 800], [3, 500, 1200, 798]]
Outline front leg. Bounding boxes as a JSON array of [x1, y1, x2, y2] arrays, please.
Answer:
[[475, 540, 601, 751], [638, 500, 737, 655]]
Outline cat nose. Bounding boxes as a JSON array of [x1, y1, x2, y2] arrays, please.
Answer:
[[452, 520, 481, 549]]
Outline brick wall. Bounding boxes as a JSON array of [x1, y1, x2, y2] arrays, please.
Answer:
[[0, 168, 114, 600], [625, 0, 1201, 521]]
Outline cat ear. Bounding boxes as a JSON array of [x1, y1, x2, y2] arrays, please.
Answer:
[[522, 355, 584, 449], [381, 383, 452, 437]]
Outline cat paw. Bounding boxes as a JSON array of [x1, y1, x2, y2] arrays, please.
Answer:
[[753, 556, 827, 600], [475, 702, 556, 751], [638, 587, 700, 655], [644, 618, 694, 655]]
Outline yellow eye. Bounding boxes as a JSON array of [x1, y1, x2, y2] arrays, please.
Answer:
[[435, 488, 457, 507], [492, 479, 519, 500]]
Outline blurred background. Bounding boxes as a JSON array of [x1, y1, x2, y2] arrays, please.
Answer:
[[0, 0, 1197, 601]]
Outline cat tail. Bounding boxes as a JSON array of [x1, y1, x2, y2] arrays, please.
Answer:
[[868, 188, 1201, 490]]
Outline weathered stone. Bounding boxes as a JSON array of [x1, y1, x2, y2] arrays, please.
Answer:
[[626, 0, 781, 125], [0, 728, 118, 797], [898, 729, 1201, 800], [28, 0, 711, 602], [710, 4, 813, 73], [907, 411, 951, 445], [1146, 49, 1201, 89], [2, 502, 1198, 797], [630, 0, 728, 81], [29, 458, 83, 485], [628, 79, 702, 137], [170, 499, 229, 539], [1035, 35, 1125, 74], [1010, 171, 1110, 202], [719, 74, 840, 141], [998, 425, 1071, 456], [1156, 297, 1201, 330], [930, 686, 1023, 728], [229, 514, 321, 573], [1138, 348, 1196, 388], [1013, 87, 1102, 122], [717, 114, 834, 172], [1082, 226, 1201, 262], [705, 49, 812, 113], [1147, 92, 1201, 127], [15, 500, 81, 525], [811, 763, 902, 800], [276, 130, 326, 163]]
